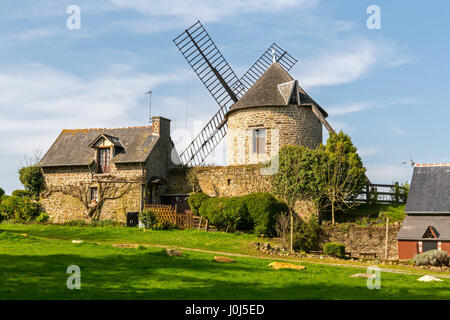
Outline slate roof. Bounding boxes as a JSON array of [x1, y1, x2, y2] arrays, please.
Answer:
[[397, 215, 450, 240], [226, 62, 328, 118], [38, 126, 158, 167], [405, 164, 450, 214]]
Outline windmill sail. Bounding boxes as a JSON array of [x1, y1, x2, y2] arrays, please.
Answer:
[[173, 20, 246, 166], [239, 43, 298, 90], [174, 21, 298, 166]]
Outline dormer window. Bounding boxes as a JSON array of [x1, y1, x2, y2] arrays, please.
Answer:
[[88, 133, 124, 174]]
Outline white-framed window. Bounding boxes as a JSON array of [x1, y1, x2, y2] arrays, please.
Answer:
[[252, 129, 266, 154]]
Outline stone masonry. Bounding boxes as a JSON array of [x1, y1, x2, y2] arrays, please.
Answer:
[[226, 105, 322, 165]]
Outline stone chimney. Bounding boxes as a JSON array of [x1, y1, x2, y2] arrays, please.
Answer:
[[152, 116, 171, 137]]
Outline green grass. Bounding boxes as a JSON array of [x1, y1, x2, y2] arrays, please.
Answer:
[[0, 223, 262, 254], [0, 230, 448, 300], [322, 203, 406, 225]]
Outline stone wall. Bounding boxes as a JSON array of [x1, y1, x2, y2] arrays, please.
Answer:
[[41, 163, 143, 223], [226, 105, 322, 165], [320, 224, 401, 260]]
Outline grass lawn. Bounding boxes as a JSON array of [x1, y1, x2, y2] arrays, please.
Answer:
[[0, 227, 449, 299], [0, 223, 261, 255], [322, 203, 406, 225]]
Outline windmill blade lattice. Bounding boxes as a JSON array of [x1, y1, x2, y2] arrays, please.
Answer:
[[239, 43, 298, 90], [173, 21, 246, 166]]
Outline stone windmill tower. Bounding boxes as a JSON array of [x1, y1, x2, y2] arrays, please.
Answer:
[[225, 61, 331, 165], [174, 21, 335, 167]]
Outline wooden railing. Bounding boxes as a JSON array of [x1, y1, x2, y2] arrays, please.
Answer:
[[352, 183, 406, 204]]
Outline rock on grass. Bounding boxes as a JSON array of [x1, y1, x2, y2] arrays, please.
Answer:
[[214, 256, 235, 263], [269, 262, 305, 270]]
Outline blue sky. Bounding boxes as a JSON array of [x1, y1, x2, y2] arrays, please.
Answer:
[[1, 0, 450, 194]]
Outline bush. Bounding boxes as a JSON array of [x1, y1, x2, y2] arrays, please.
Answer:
[[0, 196, 39, 222], [140, 210, 158, 230], [241, 193, 288, 236], [200, 197, 246, 232], [18, 166, 44, 199], [12, 190, 32, 198], [188, 192, 210, 215], [60, 220, 87, 227], [324, 242, 346, 258], [413, 249, 449, 268], [139, 210, 176, 230], [35, 212, 50, 223], [0, 188, 4, 198], [294, 216, 322, 253], [0, 195, 40, 222]]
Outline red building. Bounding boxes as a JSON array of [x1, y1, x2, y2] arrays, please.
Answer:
[[397, 164, 450, 260]]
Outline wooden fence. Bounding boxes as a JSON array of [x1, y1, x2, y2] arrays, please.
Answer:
[[144, 204, 194, 229], [352, 183, 406, 204]]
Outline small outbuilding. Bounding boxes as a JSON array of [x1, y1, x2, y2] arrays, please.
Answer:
[[398, 164, 450, 259]]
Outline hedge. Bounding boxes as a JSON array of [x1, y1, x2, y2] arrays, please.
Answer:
[[241, 192, 288, 236], [324, 242, 346, 258], [187, 192, 210, 215], [197, 192, 287, 235], [0, 195, 40, 222]]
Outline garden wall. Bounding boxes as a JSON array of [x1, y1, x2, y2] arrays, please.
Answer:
[[165, 164, 315, 218], [320, 224, 401, 260]]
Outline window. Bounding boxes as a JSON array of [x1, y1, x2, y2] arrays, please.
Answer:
[[90, 187, 98, 203], [98, 148, 111, 173], [252, 129, 266, 154]]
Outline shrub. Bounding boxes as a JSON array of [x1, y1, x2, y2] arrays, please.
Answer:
[[188, 192, 210, 215], [0, 196, 40, 222], [18, 166, 44, 199], [140, 210, 158, 230], [200, 197, 245, 232], [0, 188, 4, 198], [241, 193, 288, 236], [294, 215, 322, 253], [12, 190, 32, 198], [139, 210, 176, 230], [35, 212, 50, 223], [324, 242, 346, 258], [413, 250, 449, 268], [89, 220, 123, 227]]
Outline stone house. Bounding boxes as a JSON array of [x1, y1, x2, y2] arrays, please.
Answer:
[[37, 116, 178, 223], [398, 164, 450, 259]]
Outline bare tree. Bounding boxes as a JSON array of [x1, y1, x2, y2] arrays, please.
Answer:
[[43, 180, 136, 221]]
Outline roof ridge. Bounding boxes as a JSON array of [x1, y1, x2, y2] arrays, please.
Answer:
[[62, 125, 153, 132], [415, 163, 450, 167]]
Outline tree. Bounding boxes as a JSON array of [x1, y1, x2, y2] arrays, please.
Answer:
[[0, 188, 4, 198], [318, 132, 366, 225], [18, 166, 45, 199], [42, 180, 136, 221], [271, 145, 320, 252]]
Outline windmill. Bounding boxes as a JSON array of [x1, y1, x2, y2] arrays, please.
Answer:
[[173, 20, 335, 166]]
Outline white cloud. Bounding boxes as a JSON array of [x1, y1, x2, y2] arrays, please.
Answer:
[[108, 0, 318, 22], [326, 97, 421, 116], [297, 38, 412, 89], [0, 63, 185, 156]]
